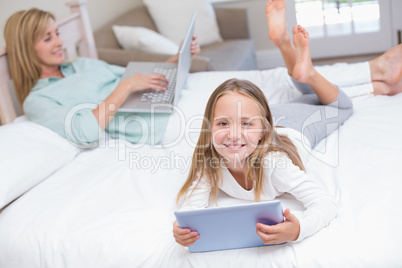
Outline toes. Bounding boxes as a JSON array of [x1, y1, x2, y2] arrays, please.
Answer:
[[293, 25, 304, 35], [293, 25, 309, 40], [292, 25, 298, 35], [297, 25, 305, 35], [266, 0, 273, 7], [300, 28, 308, 39], [299, 26, 308, 36]]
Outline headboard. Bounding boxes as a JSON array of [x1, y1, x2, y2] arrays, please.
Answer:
[[0, 0, 98, 125]]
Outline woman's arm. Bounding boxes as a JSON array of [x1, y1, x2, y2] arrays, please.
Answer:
[[95, 35, 200, 130], [23, 95, 100, 146], [23, 72, 168, 147], [92, 72, 168, 130]]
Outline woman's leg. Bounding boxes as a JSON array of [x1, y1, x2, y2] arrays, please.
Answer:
[[369, 44, 402, 95], [372, 79, 402, 95]]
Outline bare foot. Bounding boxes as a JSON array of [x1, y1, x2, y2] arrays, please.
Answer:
[[266, 0, 290, 47], [390, 78, 402, 95], [373, 78, 402, 96], [292, 25, 314, 83], [370, 44, 402, 86]]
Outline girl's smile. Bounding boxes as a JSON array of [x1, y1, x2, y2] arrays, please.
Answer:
[[224, 143, 246, 151]]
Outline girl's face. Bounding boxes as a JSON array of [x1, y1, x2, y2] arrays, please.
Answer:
[[212, 92, 265, 169], [34, 18, 64, 71]]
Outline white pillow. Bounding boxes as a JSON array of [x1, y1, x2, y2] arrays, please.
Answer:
[[0, 120, 80, 209], [143, 0, 223, 47], [112, 25, 180, 55]]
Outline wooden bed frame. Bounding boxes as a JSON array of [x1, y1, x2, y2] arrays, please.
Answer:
[[0, 0, 97, 125]]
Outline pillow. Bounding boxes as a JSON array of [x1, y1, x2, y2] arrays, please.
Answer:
[[143, 0, 223, 47], [112, 25, 179, 55], [0, 120, 80, 209]]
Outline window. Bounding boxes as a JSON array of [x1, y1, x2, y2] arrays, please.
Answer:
[[290, 0, 393, 58], [295, 0, 380, 38]]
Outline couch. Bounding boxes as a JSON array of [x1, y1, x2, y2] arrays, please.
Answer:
[[94, 5, 257, 72]]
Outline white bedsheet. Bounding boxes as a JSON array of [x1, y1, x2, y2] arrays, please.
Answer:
[[0, 64, 401, 267]]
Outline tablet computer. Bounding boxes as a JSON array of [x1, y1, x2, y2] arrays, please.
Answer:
[[174, 200, 284, 253]]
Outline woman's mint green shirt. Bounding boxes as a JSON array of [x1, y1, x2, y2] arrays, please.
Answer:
[[23, 57, 169, 147]]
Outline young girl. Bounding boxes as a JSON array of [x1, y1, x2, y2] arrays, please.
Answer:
[[173, 25, 353, 246]]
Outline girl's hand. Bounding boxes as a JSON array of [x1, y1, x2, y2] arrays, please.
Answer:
[[256, 208, 300, 244], [124, 71, 169, 92], [173, 220, 199, 247]]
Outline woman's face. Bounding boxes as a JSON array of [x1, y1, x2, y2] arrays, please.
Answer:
[[34, 18, 64, 70], [212, 92, 265, 169]]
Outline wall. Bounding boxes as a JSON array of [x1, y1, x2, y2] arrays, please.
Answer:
[[1, 0, 399, 67], [212, 0, 290, 68], [0, 0, 143, 48], [214, 0, 401, 69], [391, 0, 402, 45], [213, 0, 274, 51], [0, 0, 283, 69]]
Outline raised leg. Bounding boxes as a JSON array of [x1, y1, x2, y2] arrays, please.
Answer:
[[271, 98, 353, 148], [292, 25, 339, 105], [266, 0, 296, 75]]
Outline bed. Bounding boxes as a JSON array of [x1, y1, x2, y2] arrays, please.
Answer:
[[1, 1, 402, 267]]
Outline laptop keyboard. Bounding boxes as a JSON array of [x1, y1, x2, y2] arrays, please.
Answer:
[[140, 67, 177, 103]]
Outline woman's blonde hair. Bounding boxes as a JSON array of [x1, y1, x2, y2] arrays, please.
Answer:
[[4, 8, 55, 106], [177, 78, 305, 203]]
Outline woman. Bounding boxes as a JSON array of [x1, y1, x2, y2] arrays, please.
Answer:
[[4, 8, 200, 147]]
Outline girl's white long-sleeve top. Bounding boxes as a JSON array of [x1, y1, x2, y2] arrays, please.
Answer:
[[179, 128, 338, 242]]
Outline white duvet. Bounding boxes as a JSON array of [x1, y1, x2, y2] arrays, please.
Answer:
[[0, 64, 401, 267]]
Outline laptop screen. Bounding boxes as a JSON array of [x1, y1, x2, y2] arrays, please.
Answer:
[[174, 11, 197, 105]]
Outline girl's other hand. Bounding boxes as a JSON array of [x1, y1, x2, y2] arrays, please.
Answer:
[[256, 208, 300, 244], [173, 220, 199, 247], [125, 71, 168, 92]]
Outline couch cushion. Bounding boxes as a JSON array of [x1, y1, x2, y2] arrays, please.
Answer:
[[112, 25, 179, 55], [94, 5, 158, 49], [143, 0, 223, 47]]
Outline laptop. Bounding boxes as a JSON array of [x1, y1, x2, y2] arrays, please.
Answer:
[[174, 200, 285, 253], [119, 12, 197, 113]]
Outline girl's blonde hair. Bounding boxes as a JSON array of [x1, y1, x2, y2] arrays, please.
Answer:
[[177, 78, 305, 203], [4, 8, 55, 107]]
